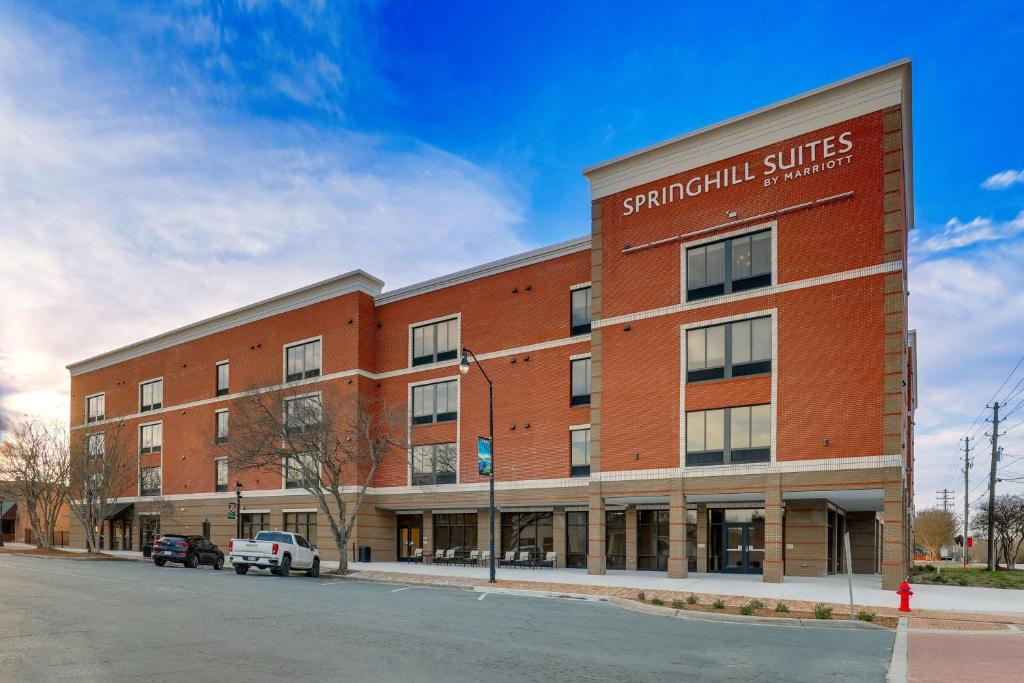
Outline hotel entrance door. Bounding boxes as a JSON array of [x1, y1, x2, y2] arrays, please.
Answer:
[[397, 514, 422, 561], [722, 523, 765, 574]]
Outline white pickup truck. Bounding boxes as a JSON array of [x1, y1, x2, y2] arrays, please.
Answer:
[[228, 530, 321, 577]]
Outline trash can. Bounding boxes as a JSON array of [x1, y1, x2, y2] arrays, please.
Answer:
[[358, 546, 371, 563], [142, 544, 152, 558]]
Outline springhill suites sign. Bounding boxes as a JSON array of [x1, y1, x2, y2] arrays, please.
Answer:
[[621, 131, 854, 216]]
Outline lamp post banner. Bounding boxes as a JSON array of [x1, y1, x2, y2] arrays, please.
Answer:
[[477, 436, 493, 475], [227, 503, 237, 520]]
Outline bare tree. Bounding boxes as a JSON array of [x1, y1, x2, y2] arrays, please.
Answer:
[[914, 508, 958, 571], [973, 495, 1024, 569], [219, 386, 407, 573], [0, 418, 69, 548], [65, 419, 137, 552]]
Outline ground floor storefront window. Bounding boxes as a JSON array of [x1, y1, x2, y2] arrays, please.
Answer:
[[434, 513, 477, 551], [605, 510, 626, 569], [638, 510, 669, 571], [284, 512, 316, 547], [241, 513, 268, 539], [502, 512, 553, 557], [566, 511, 587, 568]]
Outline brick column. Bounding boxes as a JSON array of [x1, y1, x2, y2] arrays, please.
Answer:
[[668, 490, 688, 578], [478, 507, 496, 561], [587, 484, 606, 575], [553, 507, 567, 568], [625, 506, 638, 571], [882, 481, 907, 590], [422, 511, 433, 557], [764, 484, 784, 583], [696, 504, 708, 572]]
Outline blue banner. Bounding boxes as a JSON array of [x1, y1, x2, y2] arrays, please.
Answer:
[[477, 436, 493, 476]]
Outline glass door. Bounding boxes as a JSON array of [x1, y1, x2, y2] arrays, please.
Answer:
[[723, 525, 746, 572], [746, 523, 764, 573], [396, 515, 422, 561]]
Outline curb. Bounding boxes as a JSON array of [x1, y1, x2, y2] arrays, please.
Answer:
[[607, 596, 889, 629]]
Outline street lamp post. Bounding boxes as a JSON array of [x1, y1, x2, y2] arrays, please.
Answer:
[[235, 481, 243, 539], [0, 494, 5, 547], [459, 347, 495, 583]]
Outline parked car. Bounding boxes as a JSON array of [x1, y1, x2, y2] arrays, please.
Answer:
[[152, 534, 225, 570], [227, 530, 320, 577]]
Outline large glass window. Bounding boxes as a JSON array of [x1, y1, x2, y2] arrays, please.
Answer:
[[686, 405, 770, 466], [215, 458, 228, 493], [139, 423, 162, 454], [240, 512, 268, 539], [686, 230, 771, 301], [571, 287, 592, 335], [566, 511, 588, 568], [285, 339, 321, 382], [284, 453, 319, 489], [411, 443, 457, 486], [216, 362, 229, 396], [284, 395, 322, 434], [434, 513, 477, 551], [570, 428, 590, 477], [686, 316, 771, 382], [140, 379, 163, 412], [501, 512, 554, 558], [638, 510, 670, 571], [570, 357, 591, 406], [411, 318, 458, 366], [215, 410, 229, 444], [86, 394, 105, 423], [140, 467, 161, 496], [86, 433, 105, 460], [284, 512, 316, 547], [411, 380, 458, 425], [605, 510, 626, 569]]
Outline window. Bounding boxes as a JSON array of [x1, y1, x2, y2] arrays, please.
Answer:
[[86, 394, 105, 423], [570, 357, 591, 406], [605, 510, 626, 569], [434, 513, 477, 551], [240, 512, 268, 539], [566, 511, 588, 568], [216, 362, 229, 396], [86, 433, 104, 460], [140, 467, 161, 496], [140, 379, 163, 412], [285, 339, 321, 382], [570, 428, 590, 477], [411, 318, 458, 366], [139, 423, 162, 454], [284, 395, 322, 434], [411, 380, 458, 425], [571, 287, 592, 335], [215, 458, 228, 492], [638, 510, 670, 571], [686, 316, 771, 382], [501, 512, 553, 557], [686, 230, 771, 301], [686, 405, 770, 466], [215, 410, 229, 444], [284, 453, 319, 489], [411, 443, 457, 486], [283, 512, 316, 547]]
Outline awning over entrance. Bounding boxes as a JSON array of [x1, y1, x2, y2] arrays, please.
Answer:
[[104, 503, 134, 521]]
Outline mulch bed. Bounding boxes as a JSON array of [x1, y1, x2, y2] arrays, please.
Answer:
[[631, 597, 898, 628]]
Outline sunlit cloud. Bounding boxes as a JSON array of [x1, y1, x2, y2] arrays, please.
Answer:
[[982, 169, 1024, 190]]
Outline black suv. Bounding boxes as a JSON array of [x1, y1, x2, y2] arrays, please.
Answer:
[[152, 535, 225, 570]]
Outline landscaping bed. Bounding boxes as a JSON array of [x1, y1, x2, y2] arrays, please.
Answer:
[[630, 592, 898, 628], [910, 564, 1024, 589], [0, 547, 132, 560]]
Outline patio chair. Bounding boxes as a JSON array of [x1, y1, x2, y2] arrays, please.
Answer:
[[500, 551, 517, 567], [538, 552, 556, 569], [412, 548, 423, 563], [433, 549, 445, 564], [443, 549, 457, 565], [479, 550, 491, 566], [467, 550, 480, 566], [515, 550, 532, 568]]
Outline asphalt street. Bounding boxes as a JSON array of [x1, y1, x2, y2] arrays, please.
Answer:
[[0, 555, 895, 682]]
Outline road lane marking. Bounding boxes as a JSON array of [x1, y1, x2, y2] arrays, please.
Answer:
[[478, 593, 487, 600], [391, 587, 412, 592]]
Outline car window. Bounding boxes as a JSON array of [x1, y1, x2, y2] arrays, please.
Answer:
[[296, 535, 309, 548], [254, 531, 291, 544]]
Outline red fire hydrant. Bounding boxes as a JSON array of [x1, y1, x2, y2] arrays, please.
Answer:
[[897, 579, 913, 612]]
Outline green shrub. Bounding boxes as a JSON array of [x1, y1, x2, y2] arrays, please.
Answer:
[[671, 599, 685, 609], [932, 574, 948, 584], [712, 599, 725, 609], [748, 599, 765, 610], [813, 603, 833, 620], [921, 564, 936, 572], [650, 597, 664, 606], [955, 577, 968, 586], [856, 610, 876, 622], [637, 591, 646, 601], [739, 602, 754, 615], [686, 594, 698, 605], [774, 602, 789, 613]]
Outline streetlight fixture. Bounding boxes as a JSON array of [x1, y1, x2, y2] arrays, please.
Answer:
[[235, 481, 243, 539], [459, 346, 496, 583]]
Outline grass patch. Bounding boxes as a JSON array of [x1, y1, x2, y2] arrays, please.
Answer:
[[909, 565, 1024, 589]]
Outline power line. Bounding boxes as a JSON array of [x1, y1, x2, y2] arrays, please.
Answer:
[[936, 488, 955, 512]]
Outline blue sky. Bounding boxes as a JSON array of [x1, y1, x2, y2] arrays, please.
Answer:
[[2, 1, 1023, 508]]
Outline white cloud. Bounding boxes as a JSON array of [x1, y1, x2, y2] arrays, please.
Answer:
[[982, 169, 1024, 190], [912, 211, 1024, 253], [0, 12, 531, 427]]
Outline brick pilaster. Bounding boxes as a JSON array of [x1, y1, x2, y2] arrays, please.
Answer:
[[478, 507, 497, 560], [668, 489, 688, 579], [625, 506, 638, 571], [882, 481, 907, 590], [764, 481, 784, 583], [553, 507, 567, 569], [422, 511, 433, 557], [587, 483, 606, 575], [696, 503, 708, 573]]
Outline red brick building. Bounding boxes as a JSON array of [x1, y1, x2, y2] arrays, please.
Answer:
[[68, 61, 915, 588]]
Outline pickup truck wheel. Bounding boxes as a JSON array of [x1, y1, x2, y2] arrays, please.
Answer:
[[213, 557, 224, 571], [277, 555, 291, 576], [306, 558, 320, 578], [233, 564, 249, 575]]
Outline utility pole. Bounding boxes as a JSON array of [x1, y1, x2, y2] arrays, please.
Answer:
[[986, 403, 1000, 571], [936, 488, 954, 513], [962, 437, 970, 567]]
